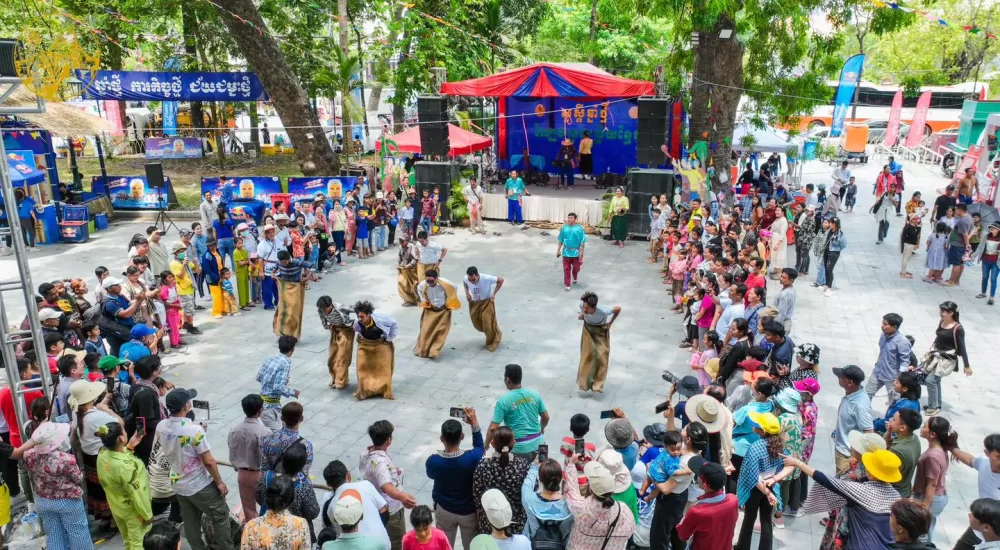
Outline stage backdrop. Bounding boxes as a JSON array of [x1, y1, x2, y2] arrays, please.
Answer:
[[287, 176, 358, 202], [92, 175, 174, 210], [503, 97, 660, 175], [201, 176, 282, 202]]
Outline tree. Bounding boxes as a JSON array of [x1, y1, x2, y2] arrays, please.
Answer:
[[314, 49, 364, 165], [214, 0, 339, 175]]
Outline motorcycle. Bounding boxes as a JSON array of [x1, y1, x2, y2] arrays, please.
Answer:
[[941, 152, 956, 179]]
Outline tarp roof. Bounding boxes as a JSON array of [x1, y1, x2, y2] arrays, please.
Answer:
[[375, 123, 493, 156], [439, 62, 654, 98], [731, 123, 794, 153]]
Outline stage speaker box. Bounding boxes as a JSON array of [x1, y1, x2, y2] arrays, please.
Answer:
[[413, 161, 459, 223], [625, 169, 676, 236], [417, 96, 450, 157], [144, 163, 164, 189], [636, 97, 670, 165], [0, 39, 16, 78]]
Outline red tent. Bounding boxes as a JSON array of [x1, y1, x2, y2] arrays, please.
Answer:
[[375, 123, 493, 156], [440, 62, 653, 98]]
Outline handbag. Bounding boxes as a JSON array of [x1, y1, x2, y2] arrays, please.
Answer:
[[921, 324, 960, 378]]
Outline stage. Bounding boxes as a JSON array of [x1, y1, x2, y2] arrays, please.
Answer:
[[482, 178, 609, 225]]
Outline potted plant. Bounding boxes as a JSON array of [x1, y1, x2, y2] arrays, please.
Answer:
[[448, 180, 470, 226]]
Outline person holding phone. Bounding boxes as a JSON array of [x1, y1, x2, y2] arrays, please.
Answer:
[[425, 407, 483, 550], [96, 421, 152, 548]]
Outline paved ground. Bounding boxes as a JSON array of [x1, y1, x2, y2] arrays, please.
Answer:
[[2, 157, 998, 549]]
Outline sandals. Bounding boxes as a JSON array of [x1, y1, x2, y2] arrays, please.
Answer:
[[976, 293, 987, 299]]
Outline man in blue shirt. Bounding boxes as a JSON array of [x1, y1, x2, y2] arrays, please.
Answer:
[[832, 365, 874, 475], [118, 324, 159, 362], [504, 170, 529, 225], [556, 213, 587, 291], [256, 335, 300, 430], [425, 407, 483, 550], [867, 313, 911, 404]]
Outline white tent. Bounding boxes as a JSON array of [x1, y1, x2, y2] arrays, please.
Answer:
[[731, 123, 793, 153]]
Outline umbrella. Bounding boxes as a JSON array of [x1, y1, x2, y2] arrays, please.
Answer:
[[969, 202, 999, 260]]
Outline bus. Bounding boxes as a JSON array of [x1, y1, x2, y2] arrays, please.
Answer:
[[793, 81, 987, 137]]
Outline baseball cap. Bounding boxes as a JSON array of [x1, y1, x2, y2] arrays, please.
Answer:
[[38, 309, 62, 322], [332, 488, 364, 526], [164, 388, 198, 414], [130, 324, 157, 339], [236, 223, 249, 232], [832, 365, 865, 384], [481, 488, 513, 529], [689, 456, 727, 491], [792, 378, 821, 395], [102, 277, 123, 290], [97, 356, 126, 372], [179, 229, 193, 238]]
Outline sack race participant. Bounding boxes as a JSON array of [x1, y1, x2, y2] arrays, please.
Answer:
[[273, 251, 310, 339], [317, 296, 355, 389], [577, 291, 622, 393], [463, 266, 505, 352], [414, 269, 461, 360], [396, 235, 419, 306], [352, 301, 398, 400]]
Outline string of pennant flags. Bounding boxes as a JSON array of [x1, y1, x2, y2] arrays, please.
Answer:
[[874, 0, 998, 39]]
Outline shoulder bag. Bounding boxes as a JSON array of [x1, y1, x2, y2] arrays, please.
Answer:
[[921, 324, 960, 378]]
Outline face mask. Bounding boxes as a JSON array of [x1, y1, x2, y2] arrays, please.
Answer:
[[177, 253, 186, 260]]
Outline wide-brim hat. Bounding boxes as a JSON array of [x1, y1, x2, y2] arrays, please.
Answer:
[[31, 421, 71, 454], [684, 394, 726, 433], [862, 449, 903, 483], [774, 387, 803, 412], [604, 418, 634, 449], [68, 380, 106, 409], [642, 423, 667, 446], [796, 343, 820, 365], [849, 430, 886, 455], [748, 411, 781, 435], [677, 375, 700, 397], [595, 449, 632, 493], [583, 461, 616, 497], [262, 224, 277, 233], [561, 138, 573, 146], [171, 242, 187, 254]]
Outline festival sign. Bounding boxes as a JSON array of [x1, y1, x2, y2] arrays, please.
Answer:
[[504, 97, 641, 174], [831, 54, 865, 137], [200, 176, 282, 202], [92, 175, 173, 210], [884, 91, 903, 147], [75, 70, 269, 102], [287, 176, 358, 202], [145, 137, 204, 160]]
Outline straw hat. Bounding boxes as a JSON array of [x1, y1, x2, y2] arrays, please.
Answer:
[[848, 430, 886, 455], [684, 394, 725, 433], [561, 138, 573, 146], [171, 242, 187, 254], [68, 379, 106, 409], [861, 449, 903, 483], [748, 411, 781, 435]]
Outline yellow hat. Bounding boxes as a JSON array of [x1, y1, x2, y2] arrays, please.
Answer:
[[748, 411, 781, 435], [861, 449, 903, 483]]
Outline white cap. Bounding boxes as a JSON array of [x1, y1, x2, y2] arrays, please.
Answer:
[[38, 309, 62, 322], [102, 277, 123, 290], [583, 461, 616, 497], [332, 488, 364, 526], [481, 488, 513, 529]]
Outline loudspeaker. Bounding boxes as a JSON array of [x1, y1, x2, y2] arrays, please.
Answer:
[[0, 39, 17, 78], [625, 169, 675, 236], [413, 161, 458, 222], [636, 97, 670, 165], [144, 163, 164, 189], [417, 96, 450, 157]]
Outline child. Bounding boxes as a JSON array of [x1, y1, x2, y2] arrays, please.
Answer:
[[680, 286, 704, 349], [44, 332, 63, 375], [431, 187, 442, 232], [234, 236, 252, 310], [668, 245, 687, 307], [843, 177, 858, 212], [83, 352, 104, 382], [220, 268, 240, 316], [97, 356, 133, 417], [82, 323, 107, 357], [560, 413, 596, 472], [317, 527, 339, 547], [419, 189, 435, 234], [923, 221, 949, 283], [159, 271, 183, 347], [249, 252, 263, 304], [290, 221, 306, 260], [691, 331, 722, 387], [402, 505, 451, 550], [93, 266, 110, 303], [640, 430, 689, 501], [400, 199, 415, 241], [307, 233, 322, 282], [355, 204, 371, 259], [648, 208, 665, 262]]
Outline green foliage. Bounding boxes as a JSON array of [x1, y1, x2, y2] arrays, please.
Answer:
[[901, 76, 922, 98], [447, 180, 468, 220]]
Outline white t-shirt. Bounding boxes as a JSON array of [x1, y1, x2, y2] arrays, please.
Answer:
[[416, 242, 443, 264], [76, 409, 117, 456], [416, 279, 453, 308], [464, 274, 497, 301], [670, 454, 696, 494], [974, 456, 1000, 500], [154, 417, 214, 497], [322, 481, 390, 547], [479, 535, 532, 550]]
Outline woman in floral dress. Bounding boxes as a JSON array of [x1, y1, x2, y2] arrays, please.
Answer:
[[472, 426, 531, 534], [344, 198, 358, 255], [243, 475, 310, 550]]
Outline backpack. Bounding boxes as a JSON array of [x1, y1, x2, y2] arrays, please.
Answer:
[[94, 297, 132, 341], [531, 519, 566, 550]]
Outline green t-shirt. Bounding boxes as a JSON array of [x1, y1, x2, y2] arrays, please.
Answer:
[[889, 434, 922, 498], [492, 388, 547, 454]]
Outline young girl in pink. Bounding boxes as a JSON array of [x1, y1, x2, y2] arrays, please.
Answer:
[[159, 271, 182, 348]]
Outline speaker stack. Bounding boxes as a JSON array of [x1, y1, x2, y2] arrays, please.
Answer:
[[625, 168, 676, 236], [417, 96, 450, 157], [636, 97, 670, 166], [0, 39, 17, 78], [413, 161, 458, 223]]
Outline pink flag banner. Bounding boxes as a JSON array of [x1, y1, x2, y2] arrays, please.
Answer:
[[904, 91, 931, 148], [884, 91, 903, 146]]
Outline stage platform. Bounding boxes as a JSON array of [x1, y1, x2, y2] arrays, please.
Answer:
[[482, 179, 609, 225]]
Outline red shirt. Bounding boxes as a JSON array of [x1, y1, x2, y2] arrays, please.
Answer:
[[675, 491, 738, 550], [0, 386, 44, 447], [744, 273, 765, 306], [46, 355, 58, 375]]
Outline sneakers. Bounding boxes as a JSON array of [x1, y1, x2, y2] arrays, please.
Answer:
[[773, 515, 785, 529], [824, 289, 832, 297], [789, 508, 805, 518], [925, 407, 941, 416], [564, 286, 571, 292], [810, 282, 820, 288]]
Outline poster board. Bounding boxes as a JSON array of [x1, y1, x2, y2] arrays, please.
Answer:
[[92, 175, 176, 210], [200, 176, 282, 202]]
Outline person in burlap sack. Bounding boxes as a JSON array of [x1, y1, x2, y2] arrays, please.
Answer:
[[397, 234, 419, 306], [463, 266, 505, 352], [317, 296, 355, 389], [352, 300, 398, 400], [414, 270, 462, 359], [577, 291, 621, 393]]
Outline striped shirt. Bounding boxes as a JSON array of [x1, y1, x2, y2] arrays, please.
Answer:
[[275, 258, 310, 282], [321, 305, 354, 329]]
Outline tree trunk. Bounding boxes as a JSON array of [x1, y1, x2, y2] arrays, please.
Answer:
[[102, 22, 128, 131], [249, 101, 260, 145], [588, 0, 599, 65], [392, 30, 412, 133], [181, 3, 204, 138], [214, 0, 339, 175], [689, 15, 743, 185], [338, 0, 350, 55], [353, 18, 371, 141]]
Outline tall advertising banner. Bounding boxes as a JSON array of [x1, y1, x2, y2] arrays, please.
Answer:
[[905, 91, 932, 148], [884, 91, 903, 147], [830, 54, 865, 138], [163, 101, 178, 136]]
